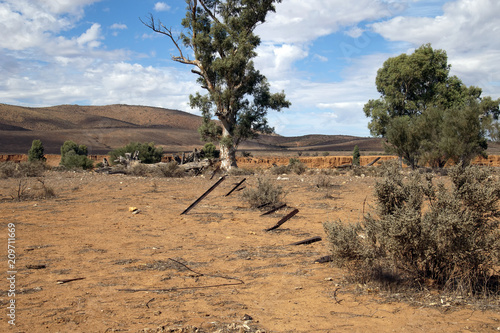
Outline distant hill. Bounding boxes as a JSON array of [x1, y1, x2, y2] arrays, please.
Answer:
[[0, 103, 384, 154]]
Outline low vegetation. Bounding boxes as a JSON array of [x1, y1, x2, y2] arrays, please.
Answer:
[[0, 161, 46, 179], [270, 158, 307, 175], [324, 163, 500, 297], [60, 140, 93, 170], [109, 142, 163, 164], [242, 177, 285, 208]]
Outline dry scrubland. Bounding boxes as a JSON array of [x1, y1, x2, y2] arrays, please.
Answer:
[[0, 162, 499, 332]]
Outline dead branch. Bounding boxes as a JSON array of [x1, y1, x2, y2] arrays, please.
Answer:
[[118, 258, 244, 293]]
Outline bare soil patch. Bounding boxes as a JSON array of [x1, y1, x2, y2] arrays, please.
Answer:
[[0, 171, 499, 332]]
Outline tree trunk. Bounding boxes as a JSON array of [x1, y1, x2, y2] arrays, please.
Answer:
[[220, 128, 238, 171], [220, 141, 238, 171]]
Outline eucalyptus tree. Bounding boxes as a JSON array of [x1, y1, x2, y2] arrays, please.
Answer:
[[142, 0, 290, 170]]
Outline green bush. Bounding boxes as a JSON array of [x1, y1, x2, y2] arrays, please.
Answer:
[[60, 140, 93, 169], [324, 164, 500, 296], [109, 142, 163, 164], [242, 178, 284, 208], [201, 142, 219, 159], [353, 145, 360, 166], [28, 139, 46, 162]]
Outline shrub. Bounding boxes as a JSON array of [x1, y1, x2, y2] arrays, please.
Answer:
[[353, 145, 360, 166], [324, 164, 500, 296], [109, 142, 163, 164], [242, 178, 284, 208], [0, 161, 45, 179], [28, 139, 46, 162], [241, 150, 253, 157], [270, 158, 307, 175], [158, 161, 185, 178], [201, 142, 219, 159], [60, 140, 93, 169]]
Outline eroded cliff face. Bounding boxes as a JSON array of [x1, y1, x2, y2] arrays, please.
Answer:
[[235, 156, 398, 169], [2, 154, 500, 168]]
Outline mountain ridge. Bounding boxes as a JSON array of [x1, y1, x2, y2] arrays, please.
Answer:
[[0, 103, 383, 154]]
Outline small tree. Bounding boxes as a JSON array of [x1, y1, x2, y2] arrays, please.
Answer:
[[142, 0, 290, 170], [201, 142, 219, 159], [352, 145, 360, 166], [28, 139, 46, 162], [60, 140, 93, 169]]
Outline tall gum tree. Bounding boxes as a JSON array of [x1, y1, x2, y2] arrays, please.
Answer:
[[142, 0, 290, 170]]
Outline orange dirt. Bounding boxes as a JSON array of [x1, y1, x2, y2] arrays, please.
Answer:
[[0, 170, 499, 332]]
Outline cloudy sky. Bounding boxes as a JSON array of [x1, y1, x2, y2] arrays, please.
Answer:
[[1, 0, 499, 137]]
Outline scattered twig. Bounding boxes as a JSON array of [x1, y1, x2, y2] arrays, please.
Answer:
[[146, 298, 156, 308], [118, 258, 244, 293], [314, 255, 333, 264], [333, 287, 343, 304]]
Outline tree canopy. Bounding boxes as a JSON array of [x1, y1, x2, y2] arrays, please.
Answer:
[[142, 0, 290, 170], [364, 44, 500, 168]]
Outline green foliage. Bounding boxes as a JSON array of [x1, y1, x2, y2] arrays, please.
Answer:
[[324, 164, 500, 296], [364, 44, 499, 168], [352, 145, 360, 166], [109, 142, 163, 164], [60, 140, 93, 170], [201, 142, 219, 159], [242, 177, 284, 208], [143, 0, 290, 168], [28, 139, 46, 162]]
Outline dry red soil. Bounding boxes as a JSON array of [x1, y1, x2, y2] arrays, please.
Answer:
[[0, 168, 499, 332]]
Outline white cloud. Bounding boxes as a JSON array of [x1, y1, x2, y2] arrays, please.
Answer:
[[256, 0, 392, 44], [370, 0, 500, 97], [154, 2, 171, 12], [111, 23, 127, 30]]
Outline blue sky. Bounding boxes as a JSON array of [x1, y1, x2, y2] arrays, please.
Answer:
[[1, 0, 499, 137]]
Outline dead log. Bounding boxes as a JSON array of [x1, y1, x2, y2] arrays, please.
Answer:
[[289, 236, 322, 245], [225, 178, 246, 197], [260, 203, 287, 216], [265, 208, 299, 232], [180, 176, 227, 215]]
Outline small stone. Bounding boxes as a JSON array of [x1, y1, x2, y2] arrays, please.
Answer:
[[242, 314, 253, 321]]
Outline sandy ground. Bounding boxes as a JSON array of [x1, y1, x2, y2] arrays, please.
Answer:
[[0, 169, 499, 332]]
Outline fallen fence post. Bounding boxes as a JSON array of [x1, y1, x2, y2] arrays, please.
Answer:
[[366, 157, 381, 167], [260, 203, 287, 216], [314, 255, 333, 264], [289, 236, 322, 245], [265, 208, 299, 232], [225, 178, 246, 197], [180, 176, 227, 215]]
